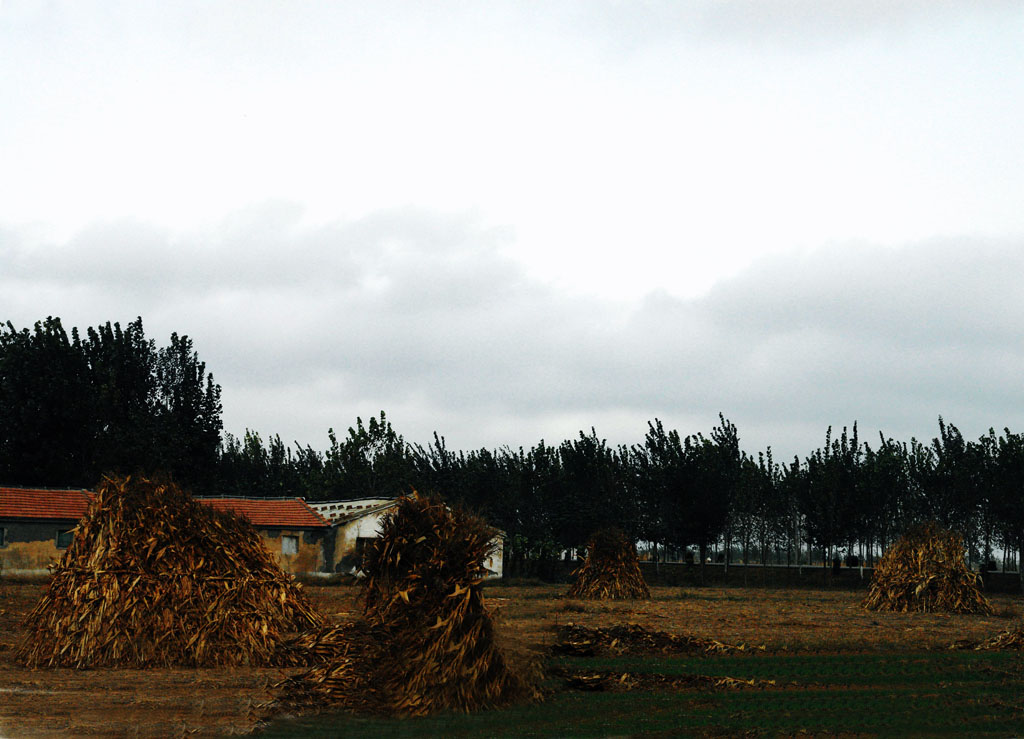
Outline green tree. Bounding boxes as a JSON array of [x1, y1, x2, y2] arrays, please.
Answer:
[[0, 317, 93, 486], [634, 419, 692, 563], [82, 318, 159, 476], [323, 411, 415, 499], [0, 317, 223, 489], [553, 428, 633, 551], [730, 449, 785, 572], [921, 418, 983, 549], [990, 428, 1024, 589], [800, 425, 861, 568], [688, 415, 742, 581], [859, 434, 911, 563], [152, 332, 223, 488]]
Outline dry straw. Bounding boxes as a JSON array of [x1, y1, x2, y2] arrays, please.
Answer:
[[274, 622, 385, 713], [566, 528, 650, 600], [274, 493, 536, 716], [862, 521, 993, 615], [952, 628, 1024, 651], [19, 475, 323, 668], [552, 623, 759, 657]]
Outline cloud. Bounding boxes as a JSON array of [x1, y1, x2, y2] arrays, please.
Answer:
[[3, 209, 1024, 459], [691, 238, 1024, 448], [538, 0, 1021, 58]]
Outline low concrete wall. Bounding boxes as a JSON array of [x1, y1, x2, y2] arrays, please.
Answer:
[[507, 559, 1024, 594], [636, 563, 1023, 593], [639, 562, 871, 589]]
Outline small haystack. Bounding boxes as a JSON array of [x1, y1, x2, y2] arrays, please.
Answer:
[[273, 493, 534, 717], [19, 475, 323, 668], [566, 528, 650, 600], [862, 521, 993, 615]]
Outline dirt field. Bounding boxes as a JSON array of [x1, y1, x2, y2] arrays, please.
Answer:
[[1, 579, 1021, 737]]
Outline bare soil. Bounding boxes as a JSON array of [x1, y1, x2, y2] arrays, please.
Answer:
[[1, 580, 1020, 737]]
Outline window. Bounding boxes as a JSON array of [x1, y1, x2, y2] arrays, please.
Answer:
[[282, 535, 299, 556], [354, 536, 375, 561], [56, 529, 74, 549], [0, 527, 6, 548]]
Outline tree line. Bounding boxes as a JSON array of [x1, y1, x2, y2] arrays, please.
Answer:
[[0, 317, 222, 489], [4, 317, 1024, 577]]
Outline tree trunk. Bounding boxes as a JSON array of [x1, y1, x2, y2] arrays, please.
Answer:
[[1018, 536, 1024, 595], [699, 541, 707, 587], [742, 535, 748, 586]]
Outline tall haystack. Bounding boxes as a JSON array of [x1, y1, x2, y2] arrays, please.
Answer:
[[19, 475, 323, 668], [362, 493, 529, 715], [566, 527, 650, 600], [862, 521, 993, 615], [274, 493, 534, 717]]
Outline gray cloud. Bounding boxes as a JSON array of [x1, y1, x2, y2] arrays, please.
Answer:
[[3, 210, 1023, 459], [549, 0, 1021, 55]]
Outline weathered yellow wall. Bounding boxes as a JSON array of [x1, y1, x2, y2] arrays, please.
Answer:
[[258, 529, 325, 575], [0, 522, 330, 576], [1, 521, 75, 573], [1, 539, 64, 572]]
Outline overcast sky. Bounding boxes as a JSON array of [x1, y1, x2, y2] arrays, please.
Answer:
[[3, 1, 1024, 460]]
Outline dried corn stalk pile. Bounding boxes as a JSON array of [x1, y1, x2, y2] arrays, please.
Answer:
[[19, 475, 323, 668], [951, 628, 1024, 651], [974, 628, 1024, 650], [276, 623, 371, 667], [274, 493, 534, 716], [552, 622, 759, 657], [862, 521, 993, 615], [566, 528, 650, 600], [550, 665, 772, 692], [273, 622, 385, 713]]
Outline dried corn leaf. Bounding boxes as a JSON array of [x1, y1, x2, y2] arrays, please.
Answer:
[[18, 474, 323, 669], [862, 521, 993, 615], [552, 622, 761, 656], [566, 528, 650, 601], [270, 492, 537, 718]]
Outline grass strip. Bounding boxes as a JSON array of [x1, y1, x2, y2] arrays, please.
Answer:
[[256, 651, 1024, 737]]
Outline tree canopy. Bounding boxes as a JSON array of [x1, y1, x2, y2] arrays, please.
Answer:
[[0, 317, 221, 488]]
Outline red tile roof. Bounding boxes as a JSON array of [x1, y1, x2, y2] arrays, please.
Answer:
[[0, 487, 94, 520], [198, 497, 329, 529], [0, 488, 328, 529]]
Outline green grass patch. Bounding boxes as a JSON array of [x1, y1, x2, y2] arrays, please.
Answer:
[[552, 650, 1022, 687], [255, 651, 1024, 737]]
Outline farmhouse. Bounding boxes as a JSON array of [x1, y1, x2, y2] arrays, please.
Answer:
[[0, 487, 93, 575], [1, 488, 504, 579], [309, 497, 401, 573], [196, 496, 331, 575], [309, 497, 506, 579], [0, 487, 330, 577]]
